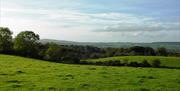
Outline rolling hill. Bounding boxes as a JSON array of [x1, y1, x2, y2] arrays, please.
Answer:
[[40, 39, 180, 51], [0, 54, 180, 91]]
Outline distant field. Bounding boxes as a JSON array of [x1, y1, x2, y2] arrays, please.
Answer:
[[0, 54, 180, 91], [40, 39, 180, 51], [85, 56, 180, 68]]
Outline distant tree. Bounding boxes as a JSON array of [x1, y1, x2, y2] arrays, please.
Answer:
[[90, 53, 102, 59], [105, 48, 116, 57], [144, 47, 156, 56], [152, 59, 161, 68], [44, 43, 81, 63], [128, 62, 140, 67], [141, 60, 151, 67], [37, 43, 49, 59], [62, 56, 80, 64], [13, 31, 40, 57], [109, 60, 122, 66], [0, 27, 13, 53], [122, 59, 129, 66], [129, 46, 145, 55], [156, 47, 168, 56], [44, 43, 63, 62]]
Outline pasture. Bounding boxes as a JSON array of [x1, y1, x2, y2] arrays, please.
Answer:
[[0, 54, 180, 91]]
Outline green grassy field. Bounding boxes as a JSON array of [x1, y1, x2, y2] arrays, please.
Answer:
[[0, 54, 180, 91], [85, 56, 180, 68]]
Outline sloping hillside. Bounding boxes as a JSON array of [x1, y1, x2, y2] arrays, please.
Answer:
[[0, 54, 180, 91]]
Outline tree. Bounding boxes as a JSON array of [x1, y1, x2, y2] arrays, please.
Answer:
[[127, 62, 140, 67], [44, 43, 80, 63], [13, 31, 40, 57], [141, 60, 151, 67], [152, 59, 161, 68], [144, 47, 156, 56], [62, 57, 80, 64], [0, 27, 13, 53], [129, 46, 145, 55], [44, 43, 63, 62], [156, 47, 168, 56]]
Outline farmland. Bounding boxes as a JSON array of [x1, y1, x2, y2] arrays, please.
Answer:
[[0, 54, 180, 91]]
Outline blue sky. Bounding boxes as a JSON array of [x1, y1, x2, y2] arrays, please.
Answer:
[[0, 0, 180, 42]]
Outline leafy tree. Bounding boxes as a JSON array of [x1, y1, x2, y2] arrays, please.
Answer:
[[0, 27, 13, 53], [13, 31, 40, 57], [44, 43, 64, 62], [44, 43, 81, 63]]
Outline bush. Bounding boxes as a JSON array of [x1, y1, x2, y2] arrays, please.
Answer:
[[141, 60, 151, 67], [152, 59, 161, 68], [62, 57, 80, 64], [105, 60, 122, 66], [128, 62, 140, 67], [112, 60, 122, 66], [80, 61, 89, 64], [95, 61, 103, 65], [122, 59, 129, 66]]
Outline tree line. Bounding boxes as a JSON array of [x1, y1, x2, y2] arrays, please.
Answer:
[[0, 27, 177, 64], [81, 59, 162, 68]]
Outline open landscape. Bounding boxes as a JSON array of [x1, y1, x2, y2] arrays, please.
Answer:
[[0, 54, 180, 91], [0, 0, 180, 91]]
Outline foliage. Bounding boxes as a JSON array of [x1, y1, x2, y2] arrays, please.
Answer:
[[0, 27, 13, 53], [152, 59, 161, 68], [0, 27, 178, 65], [141, 60, 151, 67], [13, 31, 40, 57], [156, 47, 168, 56], [85, 56, 180, 68], [129, 46, 156, 56]]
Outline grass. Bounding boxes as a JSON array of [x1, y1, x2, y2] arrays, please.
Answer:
[[84, 56, 180, 67], [0, 54, 180, 91]]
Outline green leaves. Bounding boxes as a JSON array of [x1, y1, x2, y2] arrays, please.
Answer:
[[13, 31, 40, 57], [0, 27, 13, 53]]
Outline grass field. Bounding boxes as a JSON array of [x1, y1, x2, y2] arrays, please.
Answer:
[[85, 56, 180, 68], [0, 54, 180, 91]]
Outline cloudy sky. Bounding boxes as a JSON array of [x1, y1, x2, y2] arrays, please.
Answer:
[[0, 0, 180, 42]]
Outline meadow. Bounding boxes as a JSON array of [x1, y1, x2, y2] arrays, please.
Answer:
[[0, 54, 180, 91]]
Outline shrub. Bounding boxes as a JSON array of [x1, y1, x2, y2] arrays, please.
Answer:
[[128, 62, 140, 67], [122, 59, 129, 66], [141, 60, 151, 67], [112, 60, 122, 66], [95, 61, 103, 65], [80, 61, 89, 64], [105, 60, 122, 66], [152, 59, 161, 68], [62, 57, 80, 64]]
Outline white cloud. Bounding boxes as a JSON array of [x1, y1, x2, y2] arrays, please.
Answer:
[[96, 21, 180, 32], [1, 1, 179, 42]]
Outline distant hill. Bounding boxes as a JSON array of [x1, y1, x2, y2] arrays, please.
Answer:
[[39, 39, 180, 51]]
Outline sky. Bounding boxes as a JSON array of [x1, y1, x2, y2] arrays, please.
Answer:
[[0, 0, 180, 42]]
